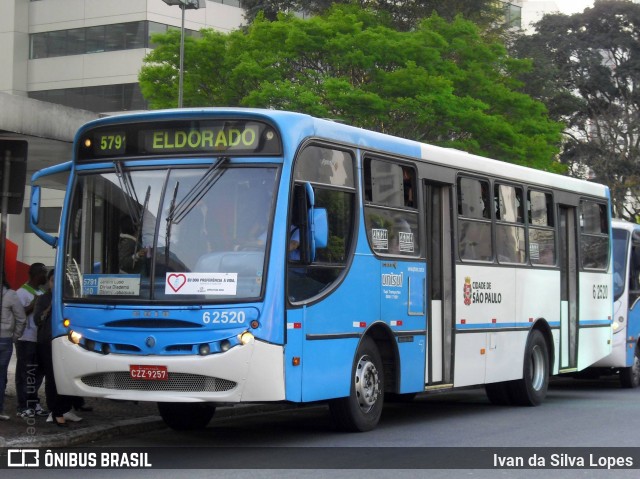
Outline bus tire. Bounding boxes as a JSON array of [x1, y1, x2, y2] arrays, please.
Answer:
[[329, 337, 384, 432], [484, 381, 513, 406], [157, 402, 216, 431], [508, 329, 549, 406], [620, 345, 640, 388]]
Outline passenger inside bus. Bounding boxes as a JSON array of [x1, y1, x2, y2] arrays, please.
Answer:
[[118, 216, 147, 274]]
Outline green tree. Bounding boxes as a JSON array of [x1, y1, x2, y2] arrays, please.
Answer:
[[140, 6, 563, 170], [512, 0, 640, 219], [240, 0, 504, 31]]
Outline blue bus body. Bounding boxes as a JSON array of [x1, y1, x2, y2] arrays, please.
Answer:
[[30, 108, 613, 431]]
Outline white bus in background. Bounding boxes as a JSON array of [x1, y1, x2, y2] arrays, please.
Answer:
[[587, 219, 640, 387]]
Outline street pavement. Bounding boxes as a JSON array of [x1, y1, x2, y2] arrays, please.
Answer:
[[0, 345, 277, 448]]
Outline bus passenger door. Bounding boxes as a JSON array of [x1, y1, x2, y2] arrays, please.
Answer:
[[559, 206, 579, 370], [425, 182, 454, 386]]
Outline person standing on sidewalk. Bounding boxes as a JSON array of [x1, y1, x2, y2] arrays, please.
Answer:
[[34, 269, 78, 427], [15, 263, 48, 419], [1, 277, 27, 421]]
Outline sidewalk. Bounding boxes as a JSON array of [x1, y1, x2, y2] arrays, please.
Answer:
[[1, 345, 283, 448], [0, 346, 164, 447]]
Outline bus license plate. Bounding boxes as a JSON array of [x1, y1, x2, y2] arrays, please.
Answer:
[[129, 365, 168, 381]]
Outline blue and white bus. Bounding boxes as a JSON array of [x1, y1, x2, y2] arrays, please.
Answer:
[[30, 108, 613, 431], [586, 219, 640, 387]]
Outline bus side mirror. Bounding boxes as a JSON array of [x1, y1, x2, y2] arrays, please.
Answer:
[[30, 185, 58, 247], [30, 186, 41, 225], [29, 160, 71, 248]]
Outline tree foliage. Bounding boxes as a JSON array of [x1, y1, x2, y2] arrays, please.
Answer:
[[512, 0, 640, 219], [139, 6, 563, 170], [239, 0, 504, 31]]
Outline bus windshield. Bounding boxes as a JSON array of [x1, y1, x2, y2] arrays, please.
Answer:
[[612, 228, 629, 302], [63, 164, 278, 302]]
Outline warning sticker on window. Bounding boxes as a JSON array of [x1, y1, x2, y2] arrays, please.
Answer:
[[165, 272, 238, 295], [372, 228, 388, 250]]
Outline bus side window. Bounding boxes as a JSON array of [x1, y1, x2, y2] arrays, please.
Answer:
[[457, 177, 492, 262], [495, 183, 525, 264], [528, 190, 555, 266], [288, 145, 356, 302], [363, 158, 419, 257], [580, 200, 609, 270]]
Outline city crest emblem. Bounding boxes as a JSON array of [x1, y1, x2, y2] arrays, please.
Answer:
[[464, 276, 472, 306]]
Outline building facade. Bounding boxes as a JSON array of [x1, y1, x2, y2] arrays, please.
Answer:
[[1, 0, 244, 111]]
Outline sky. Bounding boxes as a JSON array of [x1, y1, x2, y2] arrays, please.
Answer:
[[555, 0, 594, 14], [521, 1, 596, 32]]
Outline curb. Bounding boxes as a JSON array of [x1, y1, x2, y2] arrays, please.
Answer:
[[4, 403, 301, 448], [5, 416, 166, 448]]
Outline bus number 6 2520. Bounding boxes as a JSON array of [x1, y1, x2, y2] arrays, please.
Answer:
[[202, 311, 246, 324]]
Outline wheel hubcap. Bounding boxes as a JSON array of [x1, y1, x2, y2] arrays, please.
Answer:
[[354, 355, 380, 413], [530, 345, 545, 391]]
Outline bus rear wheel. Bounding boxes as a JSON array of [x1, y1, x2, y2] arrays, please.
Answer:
[[157, 402, 216, 431], [329, 337, 384, 432], [508, 329, 549, 406], [620, 345, 640, 388]]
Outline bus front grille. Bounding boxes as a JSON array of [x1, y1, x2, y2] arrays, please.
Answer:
[[81, 372, 237, 393]]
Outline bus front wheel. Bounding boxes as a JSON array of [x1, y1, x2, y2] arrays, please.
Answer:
[[508, 329, 549, 406], [329, 337, 384, 432], [620, 345, 640, 388], [157, 402, 216, 431]]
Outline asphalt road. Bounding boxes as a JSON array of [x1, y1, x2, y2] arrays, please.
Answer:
[[4, 376, 640, 479]]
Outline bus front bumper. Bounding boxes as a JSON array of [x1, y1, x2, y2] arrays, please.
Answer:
[[51, 336, 285, 403]]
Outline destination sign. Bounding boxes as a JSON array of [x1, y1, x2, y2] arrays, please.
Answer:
[[144, 125, 259, 153], [77, 118, 282, 161]]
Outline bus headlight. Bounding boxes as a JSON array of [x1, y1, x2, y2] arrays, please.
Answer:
[[239, 331, 254, 345], [613, 317, 624, 331], [68, 330, 82, 344]]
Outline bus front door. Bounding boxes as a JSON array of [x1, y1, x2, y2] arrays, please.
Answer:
[[559, 206, 579, 370], [425, 182, 454, 386]]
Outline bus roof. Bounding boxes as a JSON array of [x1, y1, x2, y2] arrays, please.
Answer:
[[81, 108, 609, 199]]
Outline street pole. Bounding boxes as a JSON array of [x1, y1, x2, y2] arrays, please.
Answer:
[[178, 3, 186, 108], [162, 0, 203, 108]]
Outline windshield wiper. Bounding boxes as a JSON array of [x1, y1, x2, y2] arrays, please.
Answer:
[[163, 157, 227, 266], [137, 185, 151, 252], [114, 161, 140, 229], [166, 157, 228, 225], [114, 161, 150, 251], [165, 180, 180, 264]]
